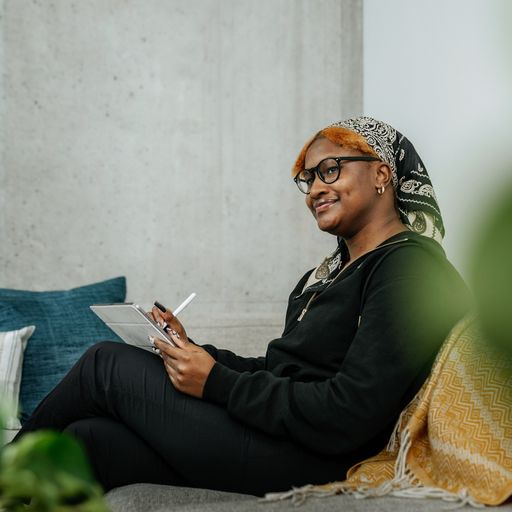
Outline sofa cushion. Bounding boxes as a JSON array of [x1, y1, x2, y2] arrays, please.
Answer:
[[0, 325, 35, 430], [106, 484, 251, 512], [0, 277, 126, 422], [105, 483, 510, 512]]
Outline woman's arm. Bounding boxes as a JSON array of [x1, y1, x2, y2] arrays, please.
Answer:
[[150, 306, 266, 373], [200, 247, 470, 455], [200, 344, 266, 373], [150, 307, 266, 398]]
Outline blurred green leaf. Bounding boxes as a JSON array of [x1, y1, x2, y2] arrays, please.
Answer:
[[0, 430, 109, 511], [470, 181, 512, 359]]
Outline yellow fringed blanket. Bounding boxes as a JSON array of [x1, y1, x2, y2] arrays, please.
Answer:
[[265, 315, 512, 507]]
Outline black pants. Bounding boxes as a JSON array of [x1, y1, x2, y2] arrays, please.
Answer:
[[15, 342, 351, 495]]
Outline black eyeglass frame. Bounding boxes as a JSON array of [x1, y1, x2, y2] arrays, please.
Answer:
[[294, 156, 381, 195]]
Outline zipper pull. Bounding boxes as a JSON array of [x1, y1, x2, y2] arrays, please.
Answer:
[[297, 292, 317, 322], [297, 308, 307, 322]]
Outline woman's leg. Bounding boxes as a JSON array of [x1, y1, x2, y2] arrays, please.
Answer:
[[16, 342, 351, 495], [64, 417, 188, 492]]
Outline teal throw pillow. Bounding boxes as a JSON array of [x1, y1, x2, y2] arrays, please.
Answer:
[[0, 277, 126, 423]]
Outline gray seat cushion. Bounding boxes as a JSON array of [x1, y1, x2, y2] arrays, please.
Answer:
[[106, 484, 251, 511], [105, 484, 512, 511]]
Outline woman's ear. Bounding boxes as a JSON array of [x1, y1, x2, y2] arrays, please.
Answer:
[[375, 162, 393, 188]]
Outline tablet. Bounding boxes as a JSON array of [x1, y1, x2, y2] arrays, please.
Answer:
[[90, 303, 176, 351]]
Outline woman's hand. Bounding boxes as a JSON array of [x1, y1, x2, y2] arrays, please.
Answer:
[[149, 305, 215, 398], [149, 305, 188, 341], [153, 333, 216, 399]]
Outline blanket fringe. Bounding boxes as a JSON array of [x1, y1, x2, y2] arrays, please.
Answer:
[[261, 485, 337, 506], [386, 402, 412, 453], [261, 428, 486, 509]]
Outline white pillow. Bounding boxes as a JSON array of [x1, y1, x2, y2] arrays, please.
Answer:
[[0, 326, 35, 431]]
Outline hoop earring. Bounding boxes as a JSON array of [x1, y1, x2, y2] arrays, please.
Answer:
[[377, 185, 385, 195]]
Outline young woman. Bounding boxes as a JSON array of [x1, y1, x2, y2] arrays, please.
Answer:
[[15, 117, 470, 496]]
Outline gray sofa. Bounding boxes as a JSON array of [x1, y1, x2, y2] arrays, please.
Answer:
[[106, 483, 512, 511]]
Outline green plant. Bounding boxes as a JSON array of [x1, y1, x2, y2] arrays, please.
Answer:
[[470, 181, 512, 360], [0, 426, 109, 511]]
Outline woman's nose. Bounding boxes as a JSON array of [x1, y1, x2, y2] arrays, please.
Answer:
[[308, 174, 328, 197]]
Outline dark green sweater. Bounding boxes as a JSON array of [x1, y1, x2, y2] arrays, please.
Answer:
[[202, 232, 470, 460]]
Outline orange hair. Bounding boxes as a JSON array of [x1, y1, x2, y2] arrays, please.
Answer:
[[291, 127, 379, 177]]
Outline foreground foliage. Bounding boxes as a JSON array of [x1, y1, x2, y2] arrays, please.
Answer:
[[0, 430, 108, 511]]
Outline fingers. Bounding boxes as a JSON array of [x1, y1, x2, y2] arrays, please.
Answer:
[[160, 347, 185, 391], [153, 326, 186, 351], [168, 328, 187, 348], [151, 308, 173, 335], [151, 305, 182, 329], [151, 307, 168, 329], [148, 335, 163, 358], [153, 337, 181, 357], [162, 353, 178, 372], [151, 305, 173, 323], [163, 357, 178, 388], [148, 305, 171, 323]]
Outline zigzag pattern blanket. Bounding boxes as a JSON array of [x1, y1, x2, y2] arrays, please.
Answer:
[[265, 315, 512, 507]]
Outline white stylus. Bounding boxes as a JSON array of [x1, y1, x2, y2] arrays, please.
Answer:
[[172, 292, 197, 316]]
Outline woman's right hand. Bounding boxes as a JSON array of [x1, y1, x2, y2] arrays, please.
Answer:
[[148, 305, 188, 341]]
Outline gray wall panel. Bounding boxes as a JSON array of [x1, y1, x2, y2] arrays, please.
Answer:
[[0, 0, 362, 349]]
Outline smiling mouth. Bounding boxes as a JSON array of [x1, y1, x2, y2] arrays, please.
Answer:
[[314, 199, 338, 213]]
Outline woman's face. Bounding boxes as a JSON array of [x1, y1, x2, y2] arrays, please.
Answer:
[[303, 137, 380, 238]]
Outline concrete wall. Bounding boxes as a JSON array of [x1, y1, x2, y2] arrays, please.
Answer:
[[363, 0, 512, 278], [0, 1, 363, 352]]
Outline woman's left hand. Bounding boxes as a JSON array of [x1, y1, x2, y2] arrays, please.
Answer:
[[154, 333, 216, 399]]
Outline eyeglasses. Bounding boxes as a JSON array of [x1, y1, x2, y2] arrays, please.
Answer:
[[294, 156, 381, 195]]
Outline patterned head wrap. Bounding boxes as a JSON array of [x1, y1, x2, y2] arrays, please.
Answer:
[[293, 116, 445, 243]]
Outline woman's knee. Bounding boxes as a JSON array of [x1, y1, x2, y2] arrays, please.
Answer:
[[71, 342, 133, 392], [79, 341, 134, 371], [83, 340, 125, 358], [78, 341, 163, 395]]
